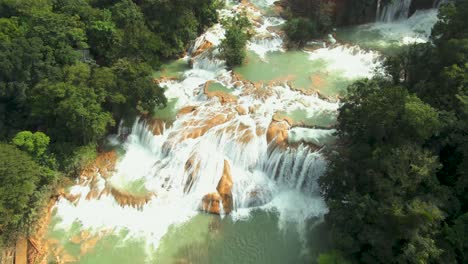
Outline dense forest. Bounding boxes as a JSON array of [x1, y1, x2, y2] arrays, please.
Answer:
[[0, 0, 220, 248], [319, 1, 468, 263]]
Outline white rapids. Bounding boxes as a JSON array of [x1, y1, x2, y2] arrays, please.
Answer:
[[50, 0, 442, 261]]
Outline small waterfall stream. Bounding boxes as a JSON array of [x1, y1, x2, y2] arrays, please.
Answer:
[[378, 0, 413, 22]]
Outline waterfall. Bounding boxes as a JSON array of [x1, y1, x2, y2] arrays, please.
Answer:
[[49, 0, 402, 259], [376, 0, 382, 21], [261, 146, 327, 193], [378, 0, 413, 22]]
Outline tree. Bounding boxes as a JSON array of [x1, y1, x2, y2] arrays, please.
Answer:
[[12, 131, 49, 158], [0, 143, 56, 245], [282, 0, 334, 44], [283, 17, 318, 47], [111, 59, 167, 115], [320, 79, 444, 263], [321, 2, 468, 263], [29, 63, 115, 144], [219, 14, 251, 67]]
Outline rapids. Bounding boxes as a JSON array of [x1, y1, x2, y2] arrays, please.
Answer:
[[46, 1, 442, 263]]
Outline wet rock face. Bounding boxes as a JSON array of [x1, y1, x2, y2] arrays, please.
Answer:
[[201, 192, 223, 214], [216, 160, 233, 214], [266, 120, 290, 147], [201, 160, 233, 215], [192, 40, 213, 57]]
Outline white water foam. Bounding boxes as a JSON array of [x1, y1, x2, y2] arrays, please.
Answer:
[[307, 45, 382, 79]]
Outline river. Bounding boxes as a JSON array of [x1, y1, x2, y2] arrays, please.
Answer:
[[44, 0, 440, 263]]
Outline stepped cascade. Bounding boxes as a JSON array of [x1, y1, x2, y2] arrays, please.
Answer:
[[44, 0, 442, 262]]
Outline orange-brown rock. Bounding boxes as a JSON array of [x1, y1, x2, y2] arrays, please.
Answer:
[[108, 185, 154, 210], [216, 160, 233, 214], [234, 81, 243, 88], [192, 40, 213, 57], [85, 187, 100, 201], [266, 120, 290, 146], [80, 151, 118, 180], [15, 237, 27, 264], [249, 105, 260, 114], [236, 105, 249, 115], [201, 160, 234, 215], [27, 196, 58, 264], [181, 113, 231, 140], [149, 119, 165, 136], [178, 106, 197, 116], [272, 113, 294, 126], [201, 192, 223, 214]]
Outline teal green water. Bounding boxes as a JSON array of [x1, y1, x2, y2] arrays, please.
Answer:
[[48, 210, 317, 264], [153, 59, 190, 80], [206, 82, 233, 94], [276, 109, 337, 128], [119, 178, 150, 196], [153, 98, 178, 122], [234, 51, 351, 97], [336, 26, 405, 55]]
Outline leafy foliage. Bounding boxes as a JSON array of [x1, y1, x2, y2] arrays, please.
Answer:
[[0, 0, 220, 247], [321, 2, 468, 263], [0, 143, 56, 245], [282, 0, 334, 45], [219, 14, 251, 67], [283, 17, 318, 46]]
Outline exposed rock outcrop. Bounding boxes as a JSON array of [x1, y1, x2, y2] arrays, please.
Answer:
[[101, 184, 154, 210], [201, 160, 234, 214], [192, 40, 213, 57], [216, 160, 233, 213], [235, 105, 248, 115], [201, 192, 223, 214], [178, 106, 197, 116], [80, 151, 118, 180], [266, 120, 290, 146]]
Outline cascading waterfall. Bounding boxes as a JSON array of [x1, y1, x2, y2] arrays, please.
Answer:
[[378, 0, 413, 22], [261, 146, 327, 192], [46, 0, 443, 261]]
